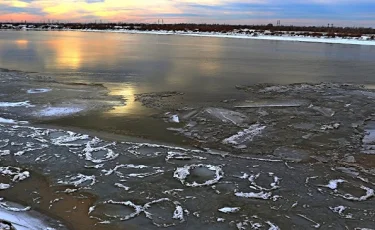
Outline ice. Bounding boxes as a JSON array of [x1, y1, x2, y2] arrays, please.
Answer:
[[309, 105, 335, 117], [362, 121, 375, 154], [86, 29, 375, 46], [83, 138, 118, 163], [248, 173, 281, 191], [222, 124, 266, 147], [0, 150, 10, 156], [235, 100, 305, 108], [114, 183, 130, 191], [172, 204, 184, 221], [100, 198, 186, 224], [336, 185, 374, 201], [0, 117, 28, 124], [218, 207, 240, 213], [321, 123, 340, 130], [51, 131, 89, 147], [36, 106, 84, 117], [0, 201, 56, 230], [171, 115, 180, 123], [296, 214, 320, 228], [217, 218, 225, 222], [205, 107, 246, 125], [329, 206, 353, 218], [12, 171, 30, 182], [58, 174, 96, 188], [266, 221, 280, 230], [0, 183, 10, 190], [0, 101, 34, 108], [273, 147, 310, 163], [0, 167, 30, 182], [325, 179, 345, 190], [173, 164, 224, 187], [27, 88, 52, 94], [235, 191, 272, 200]]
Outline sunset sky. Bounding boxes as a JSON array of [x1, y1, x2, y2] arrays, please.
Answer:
[[0, 0, 374, 26]]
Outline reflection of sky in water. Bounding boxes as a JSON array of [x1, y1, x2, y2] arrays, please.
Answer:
[[1, 31, 375, 115]]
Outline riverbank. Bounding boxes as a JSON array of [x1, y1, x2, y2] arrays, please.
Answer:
[[1, 69, 375, 229]]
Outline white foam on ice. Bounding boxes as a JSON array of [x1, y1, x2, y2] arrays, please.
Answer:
[[171, 115, 180, 123], [324, 179, 346, 190], [0, 167, 30, 182], [101, 198, 186, 225], [234, 191, 272, 200], [173, 164, 224, 187], [222, 124, 266, 147], [27, 88, 52, 94], [0, 150, 10, 156], [36, 106, 84, 117], [0, 117, 29, 125], [218, 207, 240, 213], [336, 185, 374, 201], [0, 183, 10, 190], [0, 200, 56, 230], [0, 101, 34, 108], [297, 214, 321, 229], [248, 173, 281, 191], [329, 206, 353, 219], [51, 131, 89, 147], [83, 138, 118, 163], [114, 183, 130, 191], [172, 204, 184, 222], [58, 174, 96, 188]]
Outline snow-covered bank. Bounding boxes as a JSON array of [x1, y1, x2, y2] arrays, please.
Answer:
[[78, 29, 375, 46]]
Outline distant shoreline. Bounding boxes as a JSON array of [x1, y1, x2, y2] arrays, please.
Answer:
[[80, 29, 375, 46], [3, 28, 375, 46]]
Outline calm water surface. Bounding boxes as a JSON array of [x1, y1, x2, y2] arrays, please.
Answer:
[[1, 30, 375, 139]]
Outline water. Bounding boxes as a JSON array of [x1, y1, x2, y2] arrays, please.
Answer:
[[1, 31, 375, 93]]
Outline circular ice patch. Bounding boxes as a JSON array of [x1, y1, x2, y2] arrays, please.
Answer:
[[173, 164, 224, 187]]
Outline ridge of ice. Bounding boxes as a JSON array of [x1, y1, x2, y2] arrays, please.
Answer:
[[0, 117, 29, 125], [0, 101, 34, 108], [235, 191, 273, 200], [27, 88, 51, 94], [218, 207, 240, 213], [222, 124, 266, 146]]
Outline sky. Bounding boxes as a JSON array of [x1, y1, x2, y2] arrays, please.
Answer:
[[0, 0, 374, 27]]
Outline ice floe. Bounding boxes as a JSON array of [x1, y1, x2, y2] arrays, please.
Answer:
[[82, 138, 118, 163], [234, 191, 273, 200], [205, 107, 246, 126], [173, 164, 224, 187], [93, 198, 186, 226], [324, 179, 346, 190], [0, 167, 30, 182], [58, 174, 96, 188], [36, 106, 84, 117], [222, 124, 266, 147], [27, 88, 52, 94], [0, 101, 34, 108], [218, 207, 240, 213], [329, 206, 353, 219], [0, 183, 10, 190], [0, 117, 28, 125]]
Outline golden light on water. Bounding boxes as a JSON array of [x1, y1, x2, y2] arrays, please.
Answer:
[[105, 83, 139, 116], [15, 40, 29, 49], [46, 38, 82, 70]]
